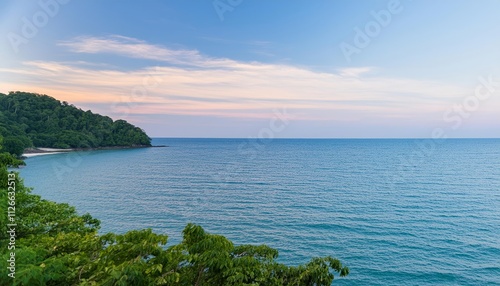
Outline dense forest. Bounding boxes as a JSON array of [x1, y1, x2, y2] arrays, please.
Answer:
[[0, 92, 151, 156], [0, 135, 349, 285]]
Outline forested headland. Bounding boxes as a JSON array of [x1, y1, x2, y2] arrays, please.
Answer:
[[0, 91, 151, 157]]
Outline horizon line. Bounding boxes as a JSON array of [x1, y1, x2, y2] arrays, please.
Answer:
[[150, 137, 500, 140]]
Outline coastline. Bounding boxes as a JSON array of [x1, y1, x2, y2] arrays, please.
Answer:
[[22, 145, 167, 158], [22, 147, 73, 158]]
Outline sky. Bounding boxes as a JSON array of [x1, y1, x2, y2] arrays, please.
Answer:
[[1, 0, 500, 138]]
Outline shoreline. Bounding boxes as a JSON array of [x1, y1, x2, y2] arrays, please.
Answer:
[[22, 145, 167, 158]]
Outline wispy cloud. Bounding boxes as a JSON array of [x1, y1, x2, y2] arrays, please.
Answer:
[[1, 35, 483, 124], [338, 67, 374, 77], [58, 35, 205, 66], [59, 35, 278, 68]]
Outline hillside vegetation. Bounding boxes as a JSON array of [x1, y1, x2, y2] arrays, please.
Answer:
[[0, 91, 151, 156]]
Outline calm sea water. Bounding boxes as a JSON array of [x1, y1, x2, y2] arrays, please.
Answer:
[[19, 138, 500, 285]]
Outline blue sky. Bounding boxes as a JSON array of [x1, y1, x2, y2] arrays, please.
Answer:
[[1, 0, 500, 137]]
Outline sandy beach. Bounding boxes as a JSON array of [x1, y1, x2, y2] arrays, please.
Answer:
[[21, 145, 160, 158], [22, 148, 74, 158]]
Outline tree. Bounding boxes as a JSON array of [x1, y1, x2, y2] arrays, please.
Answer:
[[2, 137, 25, 157], [0, 135, 24, 166], [0, 92, 152, 149], [0, 165, 349, 285], [0, 132, 349, 285]]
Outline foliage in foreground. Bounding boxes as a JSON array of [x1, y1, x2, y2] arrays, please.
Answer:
[[0, 148, 348, 285], [0, 137, 25, 167]]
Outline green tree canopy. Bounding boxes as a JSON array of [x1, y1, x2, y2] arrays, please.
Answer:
[[0, 92, 151, 150], [0, 135, 24, 167], [0, 161, 349, 285], [2, 137, 25, 157]]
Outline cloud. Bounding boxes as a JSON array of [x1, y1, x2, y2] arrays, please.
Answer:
[[338, 67, 374, 77], [58, 35, 205, 66], [1, 35, 486, 125]]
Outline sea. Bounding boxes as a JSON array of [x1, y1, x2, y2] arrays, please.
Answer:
[[19, 138, 500, 285]]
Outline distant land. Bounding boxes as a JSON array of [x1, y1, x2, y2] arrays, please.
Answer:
[[0, 91, 151, 157]]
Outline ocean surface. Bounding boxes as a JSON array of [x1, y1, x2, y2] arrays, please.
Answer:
[[19, 138, 500, 285]]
